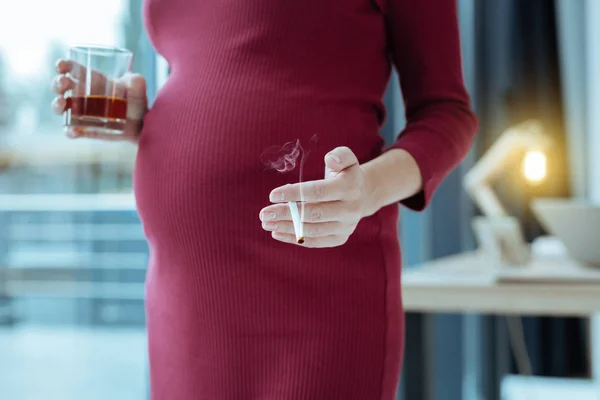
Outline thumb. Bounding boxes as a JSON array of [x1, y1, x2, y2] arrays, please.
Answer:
[[125, 73, 147, 121], [324, 146, 359, 177]]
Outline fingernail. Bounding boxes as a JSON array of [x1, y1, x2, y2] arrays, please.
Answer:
[[270, 192, 284, 202], [263, 222, 277, 230], [326, 153, 341, 164], [261, 212, 276, 221]]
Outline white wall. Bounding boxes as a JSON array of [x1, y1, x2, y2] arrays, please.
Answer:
[[586, 0, 600, 203], [585, 0, 600, 381], [556, 0, 588, 198], [557, 0, 600, 382]]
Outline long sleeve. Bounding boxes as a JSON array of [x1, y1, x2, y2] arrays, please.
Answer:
[[383, 0, 478, 211]]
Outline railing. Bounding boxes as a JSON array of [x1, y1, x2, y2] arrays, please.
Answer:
[[0, 193, 147, 325], [0, 135, 137, 167]]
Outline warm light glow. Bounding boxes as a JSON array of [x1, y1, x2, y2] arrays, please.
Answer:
[[523, 150, 547, 183]]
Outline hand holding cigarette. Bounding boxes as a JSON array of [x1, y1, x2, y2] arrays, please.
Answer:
[[260, 146, 369, 248]]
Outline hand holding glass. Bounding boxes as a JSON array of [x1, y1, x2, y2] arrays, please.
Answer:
[[67, 45, 132, 134], [51, 45, 146, 140]]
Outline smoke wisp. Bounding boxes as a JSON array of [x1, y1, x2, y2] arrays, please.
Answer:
[[261, 135, 318, 181], [261, 135, 319, 236], [260, 139, 303, 173]]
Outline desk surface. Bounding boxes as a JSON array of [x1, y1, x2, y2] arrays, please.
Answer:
[[402, 251, 600, 316]]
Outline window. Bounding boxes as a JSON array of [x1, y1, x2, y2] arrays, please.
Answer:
[[0, 1, 154, 398]]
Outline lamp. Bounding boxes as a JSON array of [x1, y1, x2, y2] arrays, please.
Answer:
[[464, 119, 551, 266]]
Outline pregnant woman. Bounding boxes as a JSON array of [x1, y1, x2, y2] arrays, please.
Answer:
[[51, 0, 477, 398]]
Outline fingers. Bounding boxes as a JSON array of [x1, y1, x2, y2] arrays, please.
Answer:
[[56, 59, 108, 87], [51, 59, 112, 117], [55, 59, 74, 75], [270, 174, 361, 203], [65, 127, 117, 140], [51, 96, 67, 115], [51, 74, 76, 95], [53, 94, 141, 139], [50, 66, 76, 116], [64, 126, 139, 142], [259, 204, 289, 223], [55, 59, 111, 95], [264, 146, 361, 249], [123, 73, 148, 121], [262, 220, 348, 237], [270, 232, 348, 248], [324, 146, 359, 177], [298, 201, 361, 223], [260, 201, 362, 223]]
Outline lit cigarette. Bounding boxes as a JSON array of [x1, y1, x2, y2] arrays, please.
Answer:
[[287, 201, 304, 244]]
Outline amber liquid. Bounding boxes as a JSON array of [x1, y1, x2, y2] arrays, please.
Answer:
[[65, 95, 127, 133]]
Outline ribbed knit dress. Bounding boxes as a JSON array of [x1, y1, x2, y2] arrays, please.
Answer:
[[135, 0, 477, 398]]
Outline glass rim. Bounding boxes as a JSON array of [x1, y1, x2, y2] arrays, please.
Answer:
[[68, 44, 133, 57]]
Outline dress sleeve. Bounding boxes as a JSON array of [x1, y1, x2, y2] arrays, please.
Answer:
[[381, 0, 479, 211]]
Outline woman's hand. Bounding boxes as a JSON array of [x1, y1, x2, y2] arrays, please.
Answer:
[[260, 147, 372, 248], [50, 59, 148, 142]]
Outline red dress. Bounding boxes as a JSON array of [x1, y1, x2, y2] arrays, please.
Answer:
[[135, 0, 477, 398]]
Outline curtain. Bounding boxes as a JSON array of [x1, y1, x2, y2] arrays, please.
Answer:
[[557, 0, 600, 382], [475, 0, 587, 380]]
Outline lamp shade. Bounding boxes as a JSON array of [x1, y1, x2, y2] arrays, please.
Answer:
[[464, 119, 551, 217]]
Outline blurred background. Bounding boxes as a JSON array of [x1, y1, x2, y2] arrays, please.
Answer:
[[0, 1, 154, 399], [0, 0, 598, 399]]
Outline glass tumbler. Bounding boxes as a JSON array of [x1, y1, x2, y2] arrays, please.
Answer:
[[64, 45, 133, 135]]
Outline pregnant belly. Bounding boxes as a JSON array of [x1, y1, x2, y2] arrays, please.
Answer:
[[133, 75, 383, 253]]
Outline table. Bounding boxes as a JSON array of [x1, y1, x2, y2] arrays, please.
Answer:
[[401, 250, 600, 399], [402, 251, 600, 316]]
